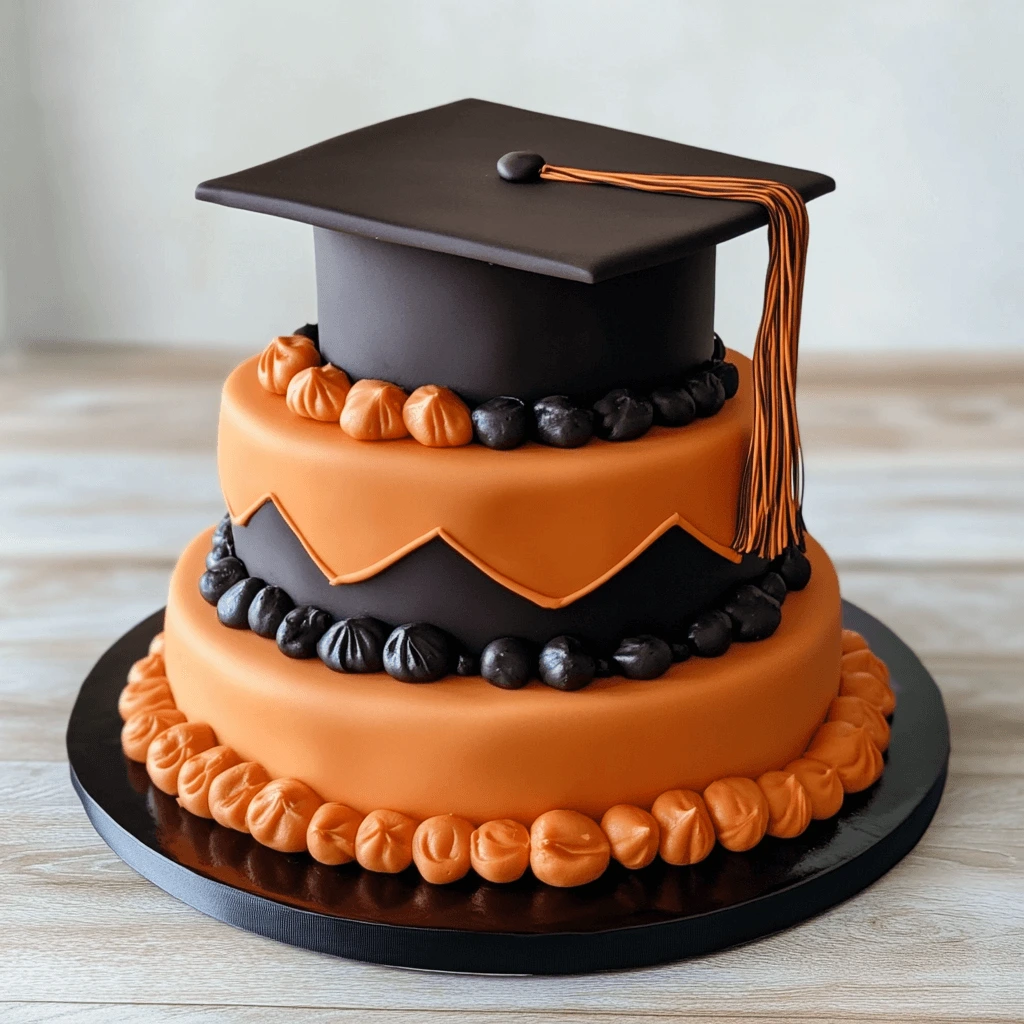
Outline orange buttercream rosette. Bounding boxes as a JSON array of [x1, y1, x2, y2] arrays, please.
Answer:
[[805, 721, 884, 793], [121, 707, 186, 762], [148, 631, 166, 657], [402, 384, 473, 447], [146, 721, 218, 796], [208, 761, 271, 833], [650, 789, 716, 865], [340, 379, 410, 440], [257, 335, 320, 395], [840, 670, 896, 717], [286, 364, 351, 422], [703, 777, 770, 852], [412, 814, 475, 884], [245, 777, 323, 853], [127, 652, 165, 685], [470, 819, 531, 883], [757, 771, 812, 839], [118, 676, 176, 721], [307, 803, 363, 865], [530, 810, 610, 887], [600, 804, 660, 869], [828, 694, 891, 751], [355, 809, 418, 873], [783, 757, 845, 819], [176, 745, 242, 818]]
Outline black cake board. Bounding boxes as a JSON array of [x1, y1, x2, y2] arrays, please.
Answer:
[[67, 602, 948, 975]]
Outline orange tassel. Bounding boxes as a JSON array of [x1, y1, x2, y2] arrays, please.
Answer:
[[540, 163, 809, 560]]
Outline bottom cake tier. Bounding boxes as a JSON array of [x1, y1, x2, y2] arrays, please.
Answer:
[[118, 529, 895, 886]]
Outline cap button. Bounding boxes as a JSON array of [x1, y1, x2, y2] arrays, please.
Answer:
[[497, 151, 546, 183]]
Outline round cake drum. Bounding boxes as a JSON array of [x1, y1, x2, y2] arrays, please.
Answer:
[[67, 602, 948, 974]]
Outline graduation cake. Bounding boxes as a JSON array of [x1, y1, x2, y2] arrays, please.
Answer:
[[118, 100, 895, 888]]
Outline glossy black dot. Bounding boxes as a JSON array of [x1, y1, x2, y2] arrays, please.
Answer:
[[686, 610, 733, 658], [383, 623, 452, 682], [211, 512, 233, 551], [317, 617, 389, 673], [613, 635, 673, 679], [772, 545, 812, 591], [276, 606, 333, 659], [723, 584, 782, 642], [538, 636, 595, 691], [593, 389, 654, 442], [480, 637, 535, 689], [533, 396, 594, 448], [198, 556, 248, 605], [711, 360, 740, 399], [686, 370, 727, 417], [497, 151, 546, 183], [456, 653, 479, 676], [247, 585, 295, 638], [670, 642, 692, 663], [472, 396, 530, 450], [216, 577, 266, 629], [651, 386, 697, 427], [712, 332, 727, 363], [293, 322, 319, 348], [758, 570, 787, 605]]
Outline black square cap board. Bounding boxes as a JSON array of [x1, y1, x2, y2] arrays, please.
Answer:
[[197, 98, 834, 403]]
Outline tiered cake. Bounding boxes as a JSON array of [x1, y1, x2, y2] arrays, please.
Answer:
[[117, 100, 895, 888]]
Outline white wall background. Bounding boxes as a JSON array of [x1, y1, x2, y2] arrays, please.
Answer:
[[2, 0, 1022, 355]]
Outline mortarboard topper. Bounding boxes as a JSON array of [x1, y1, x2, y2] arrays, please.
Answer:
[[197, 98, 833, 560]]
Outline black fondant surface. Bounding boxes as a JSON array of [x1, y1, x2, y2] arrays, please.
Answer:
[[196, 99, 834, 284], [67, 601, 948, 973], [314, 228, 716, 404], [232, 501, 766, 653]]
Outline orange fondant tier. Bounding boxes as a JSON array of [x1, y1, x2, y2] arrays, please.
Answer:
[[218, 352, 754, 608], [165, 529, 843, 822]]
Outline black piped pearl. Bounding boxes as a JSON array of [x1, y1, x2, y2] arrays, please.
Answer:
[[670, 642, 692, 663], [216, 577, 266, 629], [538, 636, 595, 691], [497, 151, 546, 183], [198, 557, 248, 605], [456, 653, 479, 676], [293, 323, 319, 348], [480, 637, 534, 689], [613, 635, 673, 680], [723, 585, 782, 642], [711, 360, 740, 399], [533, 396, 593, 448], [686, 371, 727, 417], [686, 610, 733, 657], [212, 512, 233, 551], [651, 386, 696, 427], [472, 396, 530, 450], [317, 617, 389, 673], [593, 389, 654, 442], [772, 545, 813, 591], [712, 332, 727, 363], [758, 570, 787, 605], [247, 585, 294, 638], [276, 606, 333, 659], [383, 623, 452, 682]]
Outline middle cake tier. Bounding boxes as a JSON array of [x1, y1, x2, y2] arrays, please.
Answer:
[[221, 352, 766, 652]]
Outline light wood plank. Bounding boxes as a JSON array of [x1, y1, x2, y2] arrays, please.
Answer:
[[0, 764, 1020, 1017]]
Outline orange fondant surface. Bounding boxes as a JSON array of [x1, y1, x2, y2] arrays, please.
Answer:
[[165, 528, 842, 822], [217, 353, 754, 607]]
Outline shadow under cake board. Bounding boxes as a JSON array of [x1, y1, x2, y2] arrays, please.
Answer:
[[67, 602, 948, 975]]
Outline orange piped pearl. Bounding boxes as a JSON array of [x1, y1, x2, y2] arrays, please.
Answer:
[[841, 647, 890, 687], [757, 771, 812, 839], [208, 761, 271, 833], [245, 778, 323, 853], [650, 789, 716, 865], [127, 652, 165, 685], [121, 707, 186, 762], [403, 384, 473, 447], [286, 364, 351, 422], [470, 819, 531, 883], [148, 631, 166, 657], [146, 722, 217, 796], [176, 745, 242, 818], [340, 378, 410, 440], [840, 670, 896, 717], [257, 334, 320, 395], [703, 777, 770, 852], [412, 814, 475, 884], [784, 758, 845, 819], [530, 810, 610, 887], [806, 720, 884, 793], [307, 803, 363, 865], [841, 628, 868, 655], [118, 677, 175, 721], [355, 809, 418, 873], [828, 694, 891, 751], [600, 804, 660, 870]]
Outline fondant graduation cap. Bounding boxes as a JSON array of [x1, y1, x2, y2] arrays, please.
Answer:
[[197, 98, 833, 559]]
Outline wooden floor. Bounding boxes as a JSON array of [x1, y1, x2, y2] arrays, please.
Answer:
[[1, 343, 1022, 1023]]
